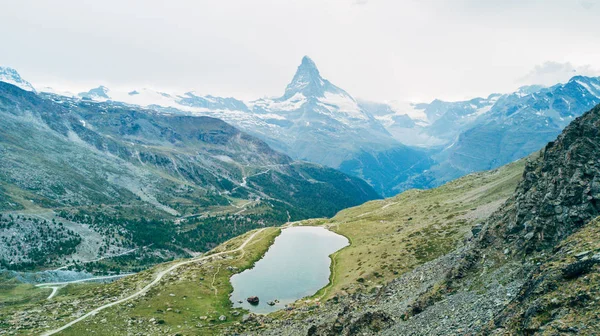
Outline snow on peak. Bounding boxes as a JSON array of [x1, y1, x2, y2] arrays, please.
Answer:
[[282, 55, 354, 101], [252, 92, 307, 112], [300, 55, 318, 71], [79, 86, 110, 100], [0, 66, 36, 92], [318, 92, 367, 120], [283, 56, 326, 98], [516, 84, 546, 97], [570, 76, 600, 98]]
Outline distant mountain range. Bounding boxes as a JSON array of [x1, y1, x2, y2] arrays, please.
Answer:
[[2, 62, 599, 196], [374, 76, 600, 190], [13, 59, 433, 197]]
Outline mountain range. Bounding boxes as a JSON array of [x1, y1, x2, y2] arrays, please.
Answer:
[[2, 57, 600, 336], [0, 80, 378, 271], [6, 59, 598, 197], [382, 76, 600, 190], [6, 98, 599, 336]]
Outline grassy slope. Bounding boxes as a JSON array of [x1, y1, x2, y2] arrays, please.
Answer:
[[308, 157, 528, 299], [0, 280, 49, 307], [0, 228, 280, 335], [1, 156, 529, 335]]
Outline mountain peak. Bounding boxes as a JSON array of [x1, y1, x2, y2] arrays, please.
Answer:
[[283, 56, 327, 99], [299, 55, 318, 72], [78, 85, 110, 100], [0, 66, 36, 92], [281, 56, 351, 101]]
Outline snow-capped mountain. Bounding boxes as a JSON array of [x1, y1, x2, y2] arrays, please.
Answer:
[[79, 85, 110, 100], [35, 56, 427, 196], [359, 94, 501, 147], [75, 85, 250, 112], [253, 56, 372, 123], [238, 57, 433, 196], [396, 75, 600, 191], [60, 56, 402, 172], [445, 75, 600, 170], [6, 61, 599, 196], [0, 66, 35, 92], [356, 75, 600, 192], [178, 92, 250, 112], [361, 75, 600, 152], [248, 56, 398, 168]]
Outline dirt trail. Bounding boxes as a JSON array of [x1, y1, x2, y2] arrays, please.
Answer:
[[41, 229, 266, 336]]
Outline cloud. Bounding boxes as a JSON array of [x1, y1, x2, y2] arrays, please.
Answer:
[[2, 1, 600, 102], [580, 0, 596, 10], [518, 61, 600, 86]]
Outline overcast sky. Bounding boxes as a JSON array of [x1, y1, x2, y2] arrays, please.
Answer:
[[1, 0, 599, 102]]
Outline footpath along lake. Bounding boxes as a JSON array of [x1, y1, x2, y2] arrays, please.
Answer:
[[230, 226, 348, 313]]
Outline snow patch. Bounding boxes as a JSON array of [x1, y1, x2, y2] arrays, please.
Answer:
[[253, 93, 307, 112], [257, 113, 287, 120], [576, 80, 600, 98], [318, 92, 367, 120]]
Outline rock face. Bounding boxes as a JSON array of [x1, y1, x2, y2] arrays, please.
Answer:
[[484, 217, 600, 334], [375, 76, 600, 192], [476, 102, 600, 256]]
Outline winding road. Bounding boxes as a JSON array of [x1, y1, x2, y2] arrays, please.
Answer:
[[41, 228, 266, 336], [36, 274, 134, 300]]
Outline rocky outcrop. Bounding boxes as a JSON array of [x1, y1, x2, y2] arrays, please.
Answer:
[[478, 103, 600, 255], [484, 217, 600, 334], [307, 310, 394, 336], [444, 103, 600, 283]]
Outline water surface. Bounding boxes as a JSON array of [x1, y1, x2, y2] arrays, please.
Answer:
[[230, 226, 348, 313]]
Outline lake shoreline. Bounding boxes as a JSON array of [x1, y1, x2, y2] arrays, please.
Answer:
[[229, 226, 349, 314]]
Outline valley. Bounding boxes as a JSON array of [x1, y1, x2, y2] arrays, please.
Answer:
[[3, 102, 596, 335], [0, 80, 378, 275], [1, 227, 280, 335], [1, 63, 599, 336], [0, 143, 528, 335], [2, 2, 600, 335]]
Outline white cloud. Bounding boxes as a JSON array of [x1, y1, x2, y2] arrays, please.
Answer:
[[580, 0, 596, 10], [0, 0, 599, 102], [518, 62, 600, 86]]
